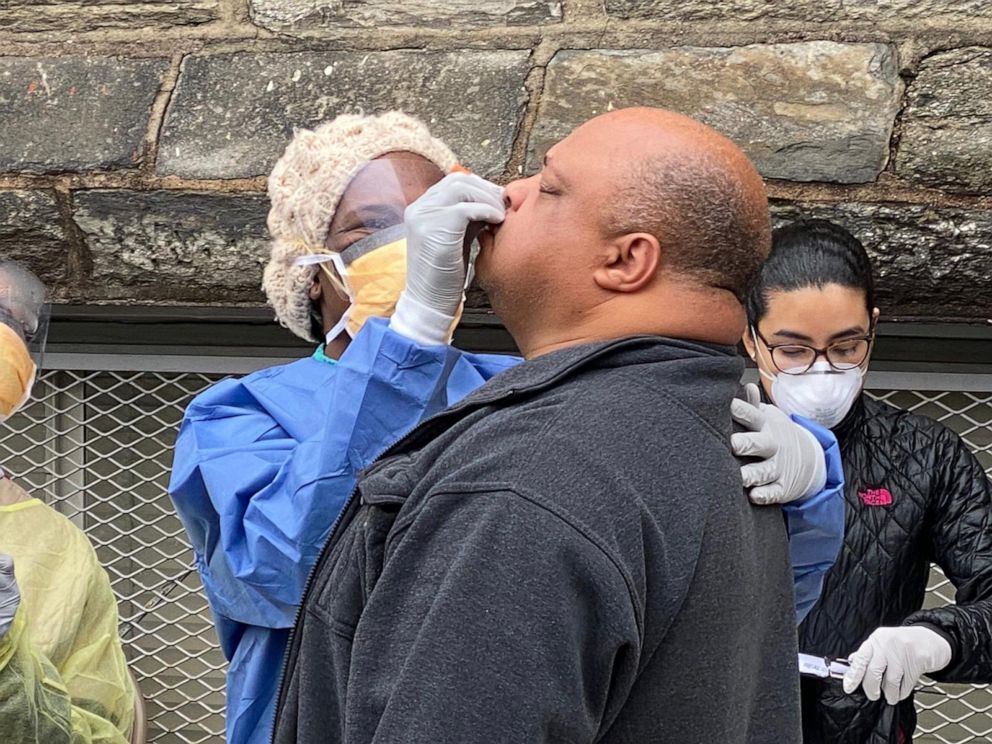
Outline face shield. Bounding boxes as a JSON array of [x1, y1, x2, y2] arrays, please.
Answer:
[[0, 261, 49, 422], [293, 157, 466, 342]]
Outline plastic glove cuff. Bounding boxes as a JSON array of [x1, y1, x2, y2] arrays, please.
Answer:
[[902, 620, 958, 671], [790, 415, 836, 503], [797, 424, 828, 500], [389, 291, 458, 348]]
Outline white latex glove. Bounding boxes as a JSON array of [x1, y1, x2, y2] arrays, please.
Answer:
[[390, 172, 505, 347], [0, 553, 19, 639], [731, 383, 827, 505], [843, 626, 952, 704]]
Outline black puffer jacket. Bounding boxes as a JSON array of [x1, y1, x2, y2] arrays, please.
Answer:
[[799, 394, 992, 743]]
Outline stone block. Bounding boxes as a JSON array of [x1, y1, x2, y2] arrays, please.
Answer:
[[604, 0, 991, 23], [771, 201, 992, 320], [0, 190, 68, 286], [250, 0, 561, 30], [0, 0, 219, 33], [72, 190, 271, 303], [0, 56, 168, 174], [530, 43, 902, 183], [158, 51, 531, 179], [896, 48, 992, 194]]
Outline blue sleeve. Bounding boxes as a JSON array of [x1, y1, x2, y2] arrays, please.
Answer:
[[312, 319, 518, 478], [168, 318, 520, 641], [168, 363, 337, 638], [782, 416, 846, 625]]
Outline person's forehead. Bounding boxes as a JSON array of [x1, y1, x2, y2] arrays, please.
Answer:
[[342, 159, 407, 198], [339, 156, 441, 206], [764, 286, 869, 333], [551, 118, 667, 178], [543, 135, 614, 186]]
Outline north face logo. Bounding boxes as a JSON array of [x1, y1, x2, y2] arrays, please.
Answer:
[[860, 488, 893, 506]]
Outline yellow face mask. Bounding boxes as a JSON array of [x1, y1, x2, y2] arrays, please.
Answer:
[[329, 225, 409, 339], [0, 323, 36, 421], [298, 224, 463, 342]]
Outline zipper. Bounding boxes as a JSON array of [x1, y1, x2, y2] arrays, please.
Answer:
[[269, 417, 430, 743]]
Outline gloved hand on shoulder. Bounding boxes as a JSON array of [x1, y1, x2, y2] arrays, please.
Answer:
[[731, 383, 827, 505]]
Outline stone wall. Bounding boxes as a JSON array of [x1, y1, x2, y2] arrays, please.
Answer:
[[1, 0, 990, 323]]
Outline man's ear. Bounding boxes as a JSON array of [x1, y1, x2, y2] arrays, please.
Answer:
[[871, 307, 880, 328], [593, 233, 661, 293]]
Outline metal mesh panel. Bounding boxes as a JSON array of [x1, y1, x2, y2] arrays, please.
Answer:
[[0, 369, 225, 744], [0, 367, 988, 743], [867, 390, 992, 744]]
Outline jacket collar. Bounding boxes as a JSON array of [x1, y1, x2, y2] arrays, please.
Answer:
[[364, 334, 740, 474], [453, 334, 739, 411]]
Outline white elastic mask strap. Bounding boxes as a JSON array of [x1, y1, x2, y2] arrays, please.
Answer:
[[293, 254, 338, 267], [324, 253, 354, 341], [325, 308, 352, 343], [294, 253, 355, 342], [326, 254, 351, 296]]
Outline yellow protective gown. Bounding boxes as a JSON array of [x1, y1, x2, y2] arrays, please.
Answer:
[[0, 480, 134, 743]]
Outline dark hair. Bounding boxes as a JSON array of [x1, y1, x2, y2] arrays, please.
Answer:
[[604, 149, 771, 302], [746, 219, 875, 324]]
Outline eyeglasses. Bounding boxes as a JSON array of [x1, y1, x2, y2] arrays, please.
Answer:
[[752, 326, 874, 376]]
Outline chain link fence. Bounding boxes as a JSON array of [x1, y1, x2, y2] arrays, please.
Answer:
[[0, 365, 988, 743]]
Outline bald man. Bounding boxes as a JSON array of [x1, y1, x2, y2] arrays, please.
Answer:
[[272, 108, 802, 744]]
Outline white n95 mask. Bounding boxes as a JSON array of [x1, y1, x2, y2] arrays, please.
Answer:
[[765, 360, 864, 429]]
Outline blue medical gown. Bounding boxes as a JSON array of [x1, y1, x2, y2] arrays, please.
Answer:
[[785, 416, 846, 624], [167, 319, 518, 744]]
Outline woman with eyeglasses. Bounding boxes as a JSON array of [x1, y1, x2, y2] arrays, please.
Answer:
[[744, 219, 992, 743]]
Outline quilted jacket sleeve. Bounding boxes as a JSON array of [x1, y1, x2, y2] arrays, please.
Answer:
[[904, 425, 992, 683]]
